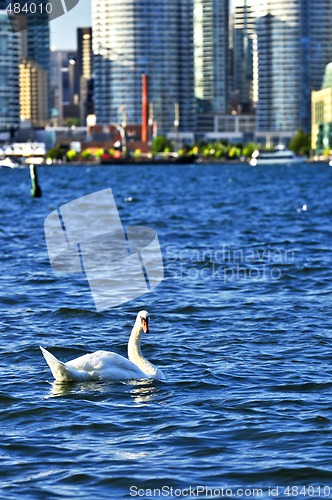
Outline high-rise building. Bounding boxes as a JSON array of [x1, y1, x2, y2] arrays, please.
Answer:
[[0, 11, 20, 135], [20, 59, 48, 127], [254, 0, 332, 142], [77, 27, 94, 123], [77, 28, 93, 81], [311, 62, 332, 154], [232, 0, 257, 113], [194, 0, 229, 113], [49, 50, 80, 126], [0, 1, 50, 131], [7, 0, 50, 72], [24, 13, 49, 73], [92, 0, 195, 135]]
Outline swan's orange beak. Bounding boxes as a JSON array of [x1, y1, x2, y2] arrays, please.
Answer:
[[142, 317, 149, 333]]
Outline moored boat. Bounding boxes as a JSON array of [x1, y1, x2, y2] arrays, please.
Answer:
[[0, 157, 18, 168], [249, 146, 304, 166]]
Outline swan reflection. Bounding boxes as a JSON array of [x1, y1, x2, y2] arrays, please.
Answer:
[[46, 378, 169, 403], [129, 379, 158, 404], [47, 380, 109, 397]]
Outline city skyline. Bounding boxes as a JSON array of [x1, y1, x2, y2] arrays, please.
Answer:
[[1, 0, 332, 149]]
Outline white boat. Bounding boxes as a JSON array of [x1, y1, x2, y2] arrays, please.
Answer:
[[0, 157, 18, 168], [249, 145, 304, 166]]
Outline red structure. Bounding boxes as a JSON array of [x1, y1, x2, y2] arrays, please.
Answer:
[[141, 74, 149, 143]]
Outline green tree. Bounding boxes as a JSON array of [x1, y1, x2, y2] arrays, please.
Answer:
[[94, 148, 104, 158], [289, 129, 310, 156], [46, 146, 66, 160], [242, 142, 259, 158], [66, 150, 78, 161], [152, 136, 173, 154], [64, 118, 80, 127], [195, 140, 208, 155], [228, 145, 241, 159], [81, 149, 93, 160]]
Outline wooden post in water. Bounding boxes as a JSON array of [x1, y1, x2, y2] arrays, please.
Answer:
[[29, 164, 42, 198]]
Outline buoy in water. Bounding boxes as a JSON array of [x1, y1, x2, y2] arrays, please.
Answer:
[[29, 164, 42, 198]]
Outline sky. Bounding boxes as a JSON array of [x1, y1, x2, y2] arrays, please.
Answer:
[[50, 0, 91, 50]]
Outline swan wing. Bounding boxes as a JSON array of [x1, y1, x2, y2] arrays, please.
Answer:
[[40, 347, 90, 382], [66, 350, 147, 380]]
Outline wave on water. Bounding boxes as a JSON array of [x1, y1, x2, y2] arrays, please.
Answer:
[[0, 164, 332, 498]]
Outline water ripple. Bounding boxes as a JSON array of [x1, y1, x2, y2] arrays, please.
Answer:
[[1, 164, 332, 498]]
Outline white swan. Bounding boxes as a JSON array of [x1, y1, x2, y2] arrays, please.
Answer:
[[40, 310, 165, 382]]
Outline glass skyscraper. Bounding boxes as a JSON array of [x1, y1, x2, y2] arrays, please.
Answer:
[[0, 11, 20, 133], [92, 0, 195, 135], [233, 0, 257, 113], [0, 0, 50, 71], [194, 0, 229, 113], [0, 0, 50, 131], [254, 0, 332, 140], [24, 8, 50, 73]]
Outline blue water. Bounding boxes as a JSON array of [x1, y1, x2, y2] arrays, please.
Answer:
[[0, 162, 332, 499]]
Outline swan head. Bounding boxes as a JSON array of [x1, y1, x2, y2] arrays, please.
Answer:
[[137, 310, 150, 334]]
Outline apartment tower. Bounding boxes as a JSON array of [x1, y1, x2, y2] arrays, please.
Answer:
[[194, 0, 229, 113], [77, 27, 94, 123], [232, 0, 257, 113], [0, 10, 20, 134], [92, 0, 195, 135], [254, 0, 332, 142]]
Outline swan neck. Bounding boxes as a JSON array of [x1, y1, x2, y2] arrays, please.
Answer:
[[127, 321, 158, 377], [128, 325, 144, 363]]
